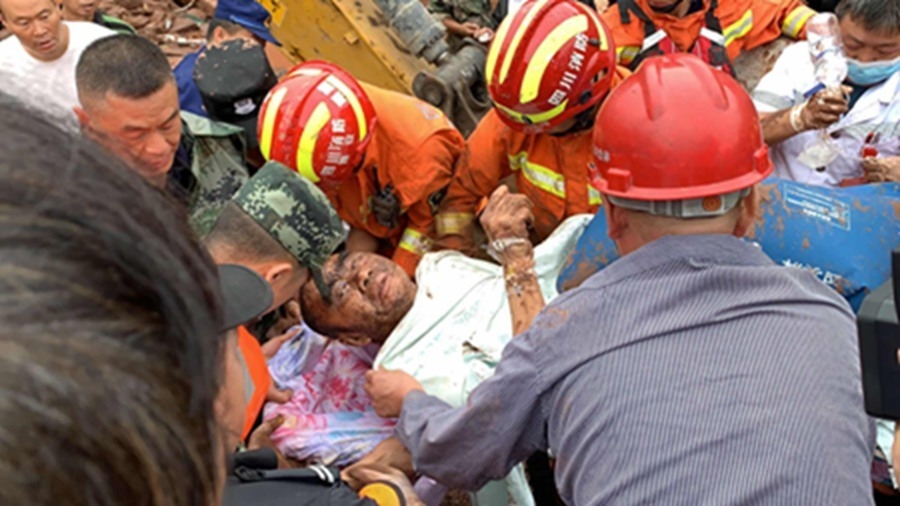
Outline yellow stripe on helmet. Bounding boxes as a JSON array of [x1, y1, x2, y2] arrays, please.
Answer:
[[499, 0, 551, 84], [486, 7, 517, 83], [495, 99, 568, 126], [259, 87, 288, 160], [520, 15, 587, 103], [325, 75, 368, 141], [594, 14, 609, 51], [296, 101, 331, 183], [288, 67, 324, 79]]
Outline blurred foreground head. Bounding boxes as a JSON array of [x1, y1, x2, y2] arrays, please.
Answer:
[[0, 94, 225, 505]]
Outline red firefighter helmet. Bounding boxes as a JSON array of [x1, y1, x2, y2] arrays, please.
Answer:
[[257, 61, 377, 184], [485, 0, 617, 134], [591, 54, 772, 202]]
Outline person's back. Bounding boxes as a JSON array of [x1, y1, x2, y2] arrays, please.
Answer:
[[363, 55, 874, 506], [539, 234, 871, 504]]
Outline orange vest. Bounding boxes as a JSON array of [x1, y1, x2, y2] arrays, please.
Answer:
[[602, 0, 815, 70], [323, 83, 465, 276], [441, 69, 629, 242], [237, 326, 272, 441]]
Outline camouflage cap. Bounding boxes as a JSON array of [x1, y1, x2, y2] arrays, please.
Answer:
[[233, 161, 345, 297]]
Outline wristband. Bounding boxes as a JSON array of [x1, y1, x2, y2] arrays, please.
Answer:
[[487, 237, 531, 263], [790, 103, 806, 133]]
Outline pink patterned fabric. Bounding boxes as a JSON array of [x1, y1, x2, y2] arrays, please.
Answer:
[[263, 324, 395, 467]]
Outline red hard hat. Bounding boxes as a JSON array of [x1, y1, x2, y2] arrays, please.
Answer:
[[257, 61, 377, 184], [485, 0, 616, 134], [590, 54, 772, 201]]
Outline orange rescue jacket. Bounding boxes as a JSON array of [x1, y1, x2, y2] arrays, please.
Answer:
[[237, 325, 272, 441], [602, 0, 815, 70], [440, 68, 629, 243], [323, 83, 465, 277]]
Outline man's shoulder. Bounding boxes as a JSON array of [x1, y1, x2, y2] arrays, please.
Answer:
[[65, 21, 115, 56], [66, 21, 115, 43], [181, 110, 243, 138], [174, 49, 202, 76], [0, 35, 25, 60]]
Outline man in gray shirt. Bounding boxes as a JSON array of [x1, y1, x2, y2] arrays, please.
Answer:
[[365, 54, 874, 505]]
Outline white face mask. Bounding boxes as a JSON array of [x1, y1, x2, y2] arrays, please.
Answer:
[[846, 54, 900, 86]]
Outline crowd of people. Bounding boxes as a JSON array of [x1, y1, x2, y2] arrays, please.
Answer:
[[0, 0, 898, 504]]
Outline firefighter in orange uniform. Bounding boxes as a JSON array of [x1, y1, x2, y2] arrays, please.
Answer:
[[257, 62, 466, 277], [603, 0, 817, 74], [437, 0, 630, 248]]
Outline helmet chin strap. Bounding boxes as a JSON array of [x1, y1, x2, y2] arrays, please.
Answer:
[[649, 0, 684, 14]]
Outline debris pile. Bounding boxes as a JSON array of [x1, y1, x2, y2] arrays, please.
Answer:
[[98, 0, 215, 65]]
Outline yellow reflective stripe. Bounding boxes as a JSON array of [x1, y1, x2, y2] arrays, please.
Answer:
[[616, 45, 640, 65], [520, 15, 588, 104], [259, 87, 288, 160], [495, 100, 568, 126], [782, 6, 815, 38], [326, 76, 368, 140], [486, 6, 516, 82], [723, 9, 753, 46], [296, 102, 331, 183], [288, 67, 323, 79], [509, 152, 565, 198], [588, 184, 602, 205], [435, 212, 475, 236], [398, 228, 432, 255], [499, 0, 550, 84]]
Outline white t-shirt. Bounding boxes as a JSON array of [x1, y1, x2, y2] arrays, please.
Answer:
[[0, 21, 113, 121], [753, 41, 900, 187]]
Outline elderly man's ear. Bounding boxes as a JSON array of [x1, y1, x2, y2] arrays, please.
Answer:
[[336, 332, 373, 347]]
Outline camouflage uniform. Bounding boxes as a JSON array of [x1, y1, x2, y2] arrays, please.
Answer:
[[233, 161, 346, 298], [430, 0, 496, 30], [181, 110, 251, 236]]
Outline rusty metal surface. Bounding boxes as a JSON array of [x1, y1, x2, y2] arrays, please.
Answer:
[[99, 0, 211, 66]]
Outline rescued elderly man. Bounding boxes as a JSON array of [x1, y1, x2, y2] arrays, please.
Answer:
[[296, 187, 591, 504], [0, 0, 111, 116], [754, 0, 900, 186], [365, 54, 874, 505], [74, 34, 250, 234]]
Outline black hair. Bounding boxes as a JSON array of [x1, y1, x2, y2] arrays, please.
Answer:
[[836, 0, 900, 36], [76, 34, 174, 101], [0, 93, 224, 505]]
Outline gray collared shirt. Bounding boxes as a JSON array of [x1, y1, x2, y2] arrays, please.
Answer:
[[397, 234, 874, 505]]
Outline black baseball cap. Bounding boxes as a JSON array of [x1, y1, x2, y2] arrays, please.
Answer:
[[194, 39, 277, 149], [218, 264, 273, 331]]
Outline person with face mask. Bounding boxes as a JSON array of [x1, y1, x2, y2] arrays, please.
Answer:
[[754, 0, 900, 186]]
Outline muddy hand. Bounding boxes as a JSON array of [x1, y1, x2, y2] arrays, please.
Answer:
[[479, 186, 534, 241]]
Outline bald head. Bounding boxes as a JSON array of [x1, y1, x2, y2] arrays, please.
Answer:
[[0, 0, 68, 62]]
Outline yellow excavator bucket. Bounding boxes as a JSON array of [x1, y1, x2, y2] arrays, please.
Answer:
[[258, 0, 436, 94]]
